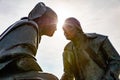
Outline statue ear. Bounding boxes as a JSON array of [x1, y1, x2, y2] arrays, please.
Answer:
[[28, 2, 47, 20]]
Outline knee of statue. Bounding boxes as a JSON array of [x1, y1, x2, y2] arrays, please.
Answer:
[[16, 57, 42, 71], [0, 71, 59, 80], [14, 71, 59, 80]]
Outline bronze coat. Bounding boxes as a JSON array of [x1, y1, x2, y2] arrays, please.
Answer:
[[0, 18, 42, 77], [61, 33, 120, 80]]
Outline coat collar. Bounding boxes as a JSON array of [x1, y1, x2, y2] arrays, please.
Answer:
[[85, 33, 97, 39]]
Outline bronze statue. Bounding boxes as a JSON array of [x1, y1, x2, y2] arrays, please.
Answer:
[[60, 17, 120, 80], [0, 2, 58, 80]]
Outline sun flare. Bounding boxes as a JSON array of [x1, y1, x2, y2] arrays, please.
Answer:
[[57, 13, 67, 29], [55, 8, 72, 37]]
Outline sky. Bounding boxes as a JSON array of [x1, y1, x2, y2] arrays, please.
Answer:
[[0, 0, 120, 79]]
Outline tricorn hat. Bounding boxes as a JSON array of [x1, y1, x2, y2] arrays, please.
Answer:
[[28, 2, 47, 20]]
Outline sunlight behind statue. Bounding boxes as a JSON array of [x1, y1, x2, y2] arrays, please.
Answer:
[[61, 17, 120, 80], [0, 2, 58, 80]]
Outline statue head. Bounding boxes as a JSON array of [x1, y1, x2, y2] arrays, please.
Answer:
[[28, 2, 58, 37], [64, 17, 82, 32], [62, 17, 83, 40]]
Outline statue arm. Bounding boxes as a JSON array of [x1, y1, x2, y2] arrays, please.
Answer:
[[60, 50, 74, 80], [102, 37, 120, 80]]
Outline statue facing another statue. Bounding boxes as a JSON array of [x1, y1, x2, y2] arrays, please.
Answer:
[[60, 17, 120, 80], [0, 2, 58, 80]]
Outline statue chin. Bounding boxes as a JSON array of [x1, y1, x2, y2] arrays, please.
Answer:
[[46, 32, 55, 37]]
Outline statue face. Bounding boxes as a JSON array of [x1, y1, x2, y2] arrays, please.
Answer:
[[44, 15, 57, 36], [44, 24, 57, 36], [63, 24, 78, 40], [35, 12, 58, 37]]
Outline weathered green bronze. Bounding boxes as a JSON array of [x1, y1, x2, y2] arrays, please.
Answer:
[[61, 17, 120, 80]]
